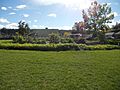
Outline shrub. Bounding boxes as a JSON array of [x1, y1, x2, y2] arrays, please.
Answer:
[[25, 36, 34, 43], [86, 45, 120, 50], [0, 43, 119, 51], [49, 33, 60, 44], [0, 40, 13, 44], [13, 35, 26, 44], [61, 38, 74, 43], [74, 38, 86, 44], [106, 39, 120, 45], [35, 39, 47, 44]]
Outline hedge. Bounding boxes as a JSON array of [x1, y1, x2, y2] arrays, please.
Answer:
[[0, 43, 120, 51]]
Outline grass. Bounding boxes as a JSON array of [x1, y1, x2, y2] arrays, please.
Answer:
[[0, 50, 120, 90]]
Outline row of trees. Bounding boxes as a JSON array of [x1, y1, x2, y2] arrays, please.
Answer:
[[0, 21, 30, 39]]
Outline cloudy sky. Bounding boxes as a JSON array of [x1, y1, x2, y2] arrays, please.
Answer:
[[0, 0, 120, 29]]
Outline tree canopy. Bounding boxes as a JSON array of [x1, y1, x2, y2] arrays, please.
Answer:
[[82, 1, 114, 42], [18, 21, 30, 36], [82, 1, 114, 41]]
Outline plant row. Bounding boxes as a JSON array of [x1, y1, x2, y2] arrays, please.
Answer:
[[0, 43, 120, 51]]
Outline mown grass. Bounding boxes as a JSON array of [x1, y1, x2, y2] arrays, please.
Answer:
[[0, 50, 120, 90]]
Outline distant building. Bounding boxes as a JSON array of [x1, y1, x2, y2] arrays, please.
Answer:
[[29, 29, 72, 38], [105, 32, 114, 39], [114, 31, 120, 39], [70, 33, 82, 39]]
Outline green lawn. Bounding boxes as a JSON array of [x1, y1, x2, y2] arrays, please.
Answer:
[[0, 50, 120, 90]]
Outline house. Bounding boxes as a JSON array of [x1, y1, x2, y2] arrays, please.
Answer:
[[70, 33, 82, 39], [114, 31, 120, 39], [105, 32, 114, 39]]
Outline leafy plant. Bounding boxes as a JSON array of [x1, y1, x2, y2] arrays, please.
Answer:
[[49, 33, 60, 44], [82, 1, 114, 42], [18, 21, 30, 36], [61, 38, 74, 43], [13, 35, 26, 44]]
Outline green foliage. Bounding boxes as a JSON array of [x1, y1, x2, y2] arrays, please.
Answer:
[[34, 38, 47, 44], [18, 21, 30, 36], [13, 35, 26, 44], [0, 42, 119, 51], [25, 36, 34, 43], [82, 1, 114, 42], [106, 39, 120, 45], [13, 35, 47, 44], [49, 33, 60, 44], [74, 38, 86, 44], [0, 28, 17, 39], [61, 38, 74, 43], [86, 44, 120, 50], [0, 40, 13, 44], [98, 31, 106, 42], [12, 21, 31, 44], [0, 50, 120, 90]]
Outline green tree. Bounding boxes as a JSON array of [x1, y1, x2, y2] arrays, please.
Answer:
[[82, 1, 114, 42], [49, 33, 60, 44], [18, 21, 30, 36], [0, 27, 7, 36], [72, 22, 85, 37]]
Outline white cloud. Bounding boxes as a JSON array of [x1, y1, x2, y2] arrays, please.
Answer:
[[31, 25, 49, 29], [13, 9, 17, 11], [0, 23, 18, 29], [113, 12, 118, 17], [8, 6, 12, 9], [107, 12, 119, 18], [60, 26, 72, 30], [9, 12, 16, 15], [32, 25, 39, 29], [0, 24, 4, 29], [118, 20, 120, 23], [5, 23, 18, 29], [1, 7, 7, 10], [16, 5, 27, 9], [107, 3, 111, 6], [48, 13, 56, 17], [31, 24, 72, 29], [21, 20, 26, 22], [34, 20, 38, 22], [27, 0, 94, 10], [23, 14, 29, 17], [48, 26, 72, 30], [108, 20, 117, 27], [0, 18, 10, 23], [28, 21, 32, 23]]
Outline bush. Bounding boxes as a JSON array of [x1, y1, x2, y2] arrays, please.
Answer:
[[49, 33, 60, 44], [25, 36, 34, 43], [13, 35, 26, 44], [61, 38, 74, 43], [35, 39, 47, 44], [0, 40, 13, 44], [13, 36, 47, 44], [74, 38, 86, 44], [0, 43, 119, 51], [106, 39, 120, 45], [86, 45, 120, 50]]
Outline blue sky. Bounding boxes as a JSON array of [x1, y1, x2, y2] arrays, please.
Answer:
[[0, 0, 120, 29]]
